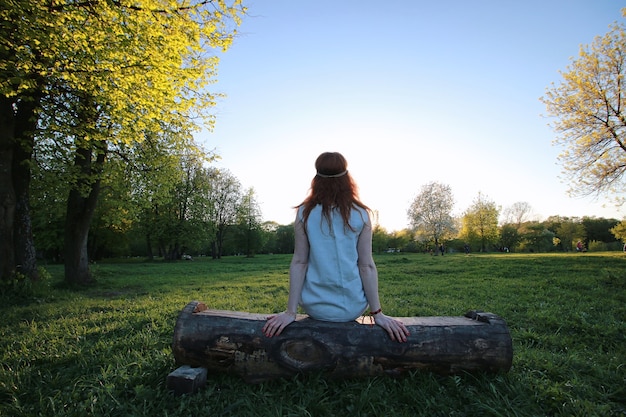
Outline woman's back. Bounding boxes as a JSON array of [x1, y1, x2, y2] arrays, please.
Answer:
[[299, 204, 368, 321]]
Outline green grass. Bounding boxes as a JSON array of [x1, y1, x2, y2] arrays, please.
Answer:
[[0, 252, 624, 416]]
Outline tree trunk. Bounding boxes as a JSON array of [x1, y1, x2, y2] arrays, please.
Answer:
[[215, 225, 225, 259], [172, 301, 513, 383], [0, 97, 16, 282], [145, 232, 154, 260], [0, 89, 41, 282], [164, 242, 180, 261], [64, 144, 105, 285], [12, 95, 40, 281]]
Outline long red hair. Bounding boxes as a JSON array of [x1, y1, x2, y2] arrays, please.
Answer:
[[298, 152, 370, 230]]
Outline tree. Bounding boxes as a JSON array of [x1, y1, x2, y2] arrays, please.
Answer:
[[273, 224, 295, 255], [501, 202, 534, 228], [0, 0, 245, 284], [460, 192, 500, 252], [88, 157, 134, 260], [521, 223, 555, 253], [235, 187, 263, 257], [152, 153, 214, 260], [407, 182, 456, 253], [0, 0, 48, 282], [388, 230, 413, 252], [499, 224, 520, 252], [543, 215, 588, 251], [205, 168, 241, 259], [541, 19, 626, 204], [499, 202, 534, 252], [610, 219, 626, 242], [582, 216, 620, 243], [372, 225, 390, 253], [259, 221, 279, 254], [555, 219, 586, 252]]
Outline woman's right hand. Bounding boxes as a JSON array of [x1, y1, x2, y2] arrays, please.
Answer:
[[262, 311, 296, 337]]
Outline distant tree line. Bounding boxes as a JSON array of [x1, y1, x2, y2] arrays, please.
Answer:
[[379, 213, 623, 255], [400, 182, 623, 255], [28, 174, 623, 265]]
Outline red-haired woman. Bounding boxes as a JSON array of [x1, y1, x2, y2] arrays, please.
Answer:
[[263, 152, 409, 342]]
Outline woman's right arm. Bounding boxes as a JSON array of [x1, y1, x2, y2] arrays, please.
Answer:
[[286, 218, 308, 313], [263, 214, 308, 337]]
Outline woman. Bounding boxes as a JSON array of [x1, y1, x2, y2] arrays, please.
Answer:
[[262, 152, 409, 342]]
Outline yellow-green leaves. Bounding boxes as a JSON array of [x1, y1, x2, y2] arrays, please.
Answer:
[[541, 23, 626, 198], [2, 0, 246, 145]]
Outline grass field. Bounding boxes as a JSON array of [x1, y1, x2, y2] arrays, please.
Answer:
[[0, 252, 624, 416]]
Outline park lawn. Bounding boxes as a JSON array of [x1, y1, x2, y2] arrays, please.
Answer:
[[0, 252, 624, 416]]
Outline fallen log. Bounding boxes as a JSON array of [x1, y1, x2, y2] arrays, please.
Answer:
[[171, 300, 513, 383]]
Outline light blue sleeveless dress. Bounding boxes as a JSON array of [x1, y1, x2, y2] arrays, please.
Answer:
[[298, 204, 369, 321]]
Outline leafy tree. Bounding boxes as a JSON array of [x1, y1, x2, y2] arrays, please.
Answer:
[[407, 182, 456, 253], [555, 219, 586, 252], [499, 202, 535, 252], [87, 157, 135, 260], [235, 187, 263, 257], [389, 230, 413, 252], [520, 223, 556, 253], [29, 141, 70, 263], [582, 216, 620, 243], [460, 192, 500, 252], [274, 224, 295, 255], [1, 0, 245, 285], [541, 18, 626, 204], [610, 219, 626, 243], [205, 168, 241, 259], [0, 0, 54, 282], [259, 221, 279, 254], [458, 218, 479, 252], [125, 133, 204, 259], [153, 153, 214, 260], [499, 224, 520, 252], [543, 215, 588, 251], [372, 225, 390, 253]]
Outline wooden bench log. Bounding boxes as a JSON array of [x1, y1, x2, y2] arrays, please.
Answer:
[[171, 300, 513, 383]]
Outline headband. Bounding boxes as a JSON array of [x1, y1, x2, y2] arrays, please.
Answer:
[[316, 170, 348, 178]]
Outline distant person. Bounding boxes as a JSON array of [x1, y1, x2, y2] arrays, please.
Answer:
[[464, 243, 470, 255], [576, 241, 584, 252], [439, 243, 445, 256], [262, 152, 409, 343]]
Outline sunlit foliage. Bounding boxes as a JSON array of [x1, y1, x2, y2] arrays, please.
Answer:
[[459, 192, 500, 252], [542, 16, 626, 203]]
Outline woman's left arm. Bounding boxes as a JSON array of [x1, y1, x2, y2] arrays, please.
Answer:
[[357, 216, 409, 343]]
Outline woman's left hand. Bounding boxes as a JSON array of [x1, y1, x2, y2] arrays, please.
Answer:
[[373, 313, 410, 342], [263, 311, 296, 337]]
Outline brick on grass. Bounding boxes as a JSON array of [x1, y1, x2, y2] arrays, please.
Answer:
[[167, 365, 207, 396]]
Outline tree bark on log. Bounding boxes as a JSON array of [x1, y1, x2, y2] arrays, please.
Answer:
[[172, 301, 513, 383]]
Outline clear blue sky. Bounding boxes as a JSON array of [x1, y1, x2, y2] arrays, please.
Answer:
[[200, 0, 625, 231]]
